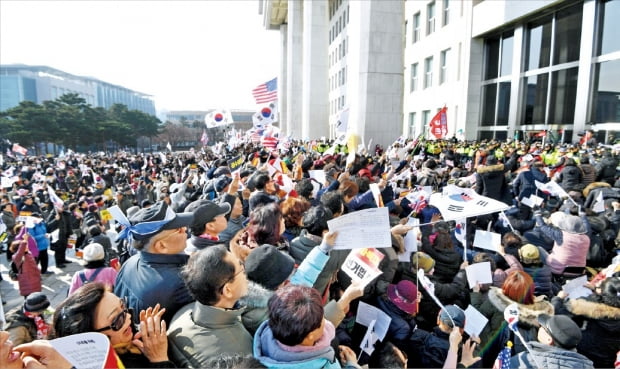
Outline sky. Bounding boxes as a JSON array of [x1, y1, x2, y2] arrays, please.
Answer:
[[0, 0, 281, 112]]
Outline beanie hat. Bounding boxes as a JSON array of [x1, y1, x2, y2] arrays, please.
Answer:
[[24, 292, 50, 312], [387, 280, 419, 315], [245, 244, 295, 290], [411, 251, 435, 273], [83, 243, 105, 262], [518, 244, 540, 264]]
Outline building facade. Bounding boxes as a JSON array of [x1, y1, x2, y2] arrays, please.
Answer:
[[0, 64, 156, 116], [260, 0, 404, 147], [405, 0, 619, 143]]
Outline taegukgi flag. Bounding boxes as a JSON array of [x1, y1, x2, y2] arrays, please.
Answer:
[[429, 185, 510, 221], [205, 109, 234, 128]]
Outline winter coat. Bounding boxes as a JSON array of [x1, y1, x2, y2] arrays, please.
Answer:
[[557, 163, 583, 192], [595, 155, 618, 185], [168, 302, 253, 368], [68, 266, 118, 296], [471, 287, 554, 368], [114, 251, 193, 325], [513, 167, 548, 201], [579, 164, 596, 187], [406, 326, 451, 368], [375, 296, 417, 343], [475, 164, 512, 205], [523, 263, 554, 299], [253, 320, 344, 369], [28, 221, 50, 251], [290, 230, 348, 297], [5, 308, 52, 345], [510, 342, 593, 369], [537, 223, 590, 275], [239, 281, 272, 336], [552, 297, 620, 368], [421, 236, 461, 284], [12, 239, 41, 297]]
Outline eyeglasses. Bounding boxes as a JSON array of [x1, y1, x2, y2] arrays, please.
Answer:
[[218, 259, 245, 292], [95, 298, 128, 332]]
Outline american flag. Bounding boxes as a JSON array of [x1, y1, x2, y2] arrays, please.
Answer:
[[492, 342, 513, 369], [252, 78, 278, 104]]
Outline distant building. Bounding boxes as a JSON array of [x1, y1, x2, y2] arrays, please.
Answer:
[[0, 64, 156, 115], [163, 109, 255, 132]]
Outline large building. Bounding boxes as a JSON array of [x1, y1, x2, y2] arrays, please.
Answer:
[[260, 0, 404, 147], [260, 0, 620, 145], [0, 64, 156, 116], [405, 0, 619, 143]]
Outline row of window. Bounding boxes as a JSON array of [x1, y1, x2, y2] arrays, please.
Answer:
[[410, 0, 450, 44], [330, 66, 347, 92], [410, 48, 452, 91], [407, 108, 448, 136], [329, 37, 348, 67], [329, 4, 349, 44], [330, 95, 346, 116]]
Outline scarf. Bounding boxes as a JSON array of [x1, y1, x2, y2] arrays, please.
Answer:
[[113, 341, 143, 355], [23, 310, 49, 339]]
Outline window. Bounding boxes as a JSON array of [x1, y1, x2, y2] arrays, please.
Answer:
[[549, 67, 578, 124], [422, 110, 431, 128], [591, 59, 620, 123], [409, 112, 417, 136], [411, 63, 419, 92], [442, 0, 450, 26], [553, 3, 582, 65], [413, 12, 421, 43], [440, 48, 450, 84], [484, 32, 513, 79], [424, 57, 433, 88], [427, 2, 436, 35], [525, 17, 552, 71], [481, 84, 497, 126], [522, 74, 549, 124], [500, 32, 513, 76], [597, 0, 620, 55]]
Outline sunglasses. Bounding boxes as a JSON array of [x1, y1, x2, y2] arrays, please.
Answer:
[[95, 297, 128, 332]]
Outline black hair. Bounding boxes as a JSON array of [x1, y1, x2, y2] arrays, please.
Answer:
[[181, 244, 235, 306], [253, 171, 272, 191], [204, 353, 267, 369], [295, 178, 314, 199], [52, 282, 107, 338], [89, 225, 102, 237], [367, 341, 407, 369], [302, 205, 333, 237], [320, 191, 344, 217], [268, 285, 324, 346]]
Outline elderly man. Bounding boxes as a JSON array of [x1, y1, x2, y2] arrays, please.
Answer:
[[168, 245, 252, 367], [184, 199, 230, 253], [113, 201, 194, 324]]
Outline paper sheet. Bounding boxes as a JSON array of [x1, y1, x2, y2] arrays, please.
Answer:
[[464, 305, 489, 338], [327, 207, 391, 249], [562, 275, 593, 300], [399, 218, 419, 262], [472, 230, 501, 252], [465, 261, 493, 288], [355, 302, 392, 340], [50, 332, 121, 369]]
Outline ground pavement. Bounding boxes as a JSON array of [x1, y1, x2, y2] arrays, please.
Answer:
[[0, 247, 84, 325]]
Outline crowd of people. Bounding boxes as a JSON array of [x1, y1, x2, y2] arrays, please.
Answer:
[[0, 135, 619, 369]]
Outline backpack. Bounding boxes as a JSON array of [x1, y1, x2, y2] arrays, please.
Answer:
[[78, 268, 104, 285], [9, 259, 22, 281]]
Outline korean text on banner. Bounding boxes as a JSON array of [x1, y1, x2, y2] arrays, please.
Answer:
[[327, 207, 391, 250]]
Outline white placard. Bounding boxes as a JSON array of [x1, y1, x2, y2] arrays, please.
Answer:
[[308, 170, 327, 185], [355, 302, 392, 340], [472, 230, 501, 252], [465, 261, 493, 288], [399, 218, 419, 262], [327, 207, 391, 249], [562, 275, 593, 300], [464, 305, 489, 338]]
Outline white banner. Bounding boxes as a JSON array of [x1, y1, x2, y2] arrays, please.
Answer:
[[429, 185, 510, 221]]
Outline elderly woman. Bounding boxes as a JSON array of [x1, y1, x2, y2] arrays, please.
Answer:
[[471, 270, 553, 368], [253, 284, 360, 368], [52, 282, 174, 368]]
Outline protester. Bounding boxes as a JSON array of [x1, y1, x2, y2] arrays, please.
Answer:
[[68, 243, 118, 295], [5, 293, 52, 345], [10, 236, 41, 298]]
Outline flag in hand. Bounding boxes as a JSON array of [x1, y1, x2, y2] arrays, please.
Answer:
[[12, 143, 28, 156], [205, 109, 234, 128], [492, 341, 513, 369], [429, 107, 448, 139], [252, 78, 278, 104], [200, 130, 209, 146]]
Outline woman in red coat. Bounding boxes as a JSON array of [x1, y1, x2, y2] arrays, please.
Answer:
[[10, 235, 41, 297]]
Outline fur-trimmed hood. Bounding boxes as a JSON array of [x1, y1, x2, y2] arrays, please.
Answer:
[[566, 298, 620, 320], [476, 164, 504, 174], [238, 281, 273, 310], [488, 287, 554, 327]]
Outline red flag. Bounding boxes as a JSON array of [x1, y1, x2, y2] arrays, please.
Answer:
[[535, 131, 547, 137], [429, 107, 448, 139], [12, 143, 28, 156]]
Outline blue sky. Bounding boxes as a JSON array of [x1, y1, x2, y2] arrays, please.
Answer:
[[0, 1, 281, 112]]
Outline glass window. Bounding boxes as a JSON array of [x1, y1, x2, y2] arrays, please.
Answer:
[[481, 84, 497, 126], [497, 82, 511, 124], [440, 48, 450, 84], [443, 0, 450, 26], [500, 32, 514, 76], [424, 57, 433, 88], [413, 12, 421, 43], [597, 0, 620, 55], [427, 1, 436, 35], [411, 63, 419, 92], [591, 59, 620, 123], [522, 74, 549, 124], [525, 18, 552, 71], [553, 3, 582, 65], [549, 67, 578, 124], [422, 110, 431, 126], [409, 112, 417, 136], [484, 37, 500, 80]]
